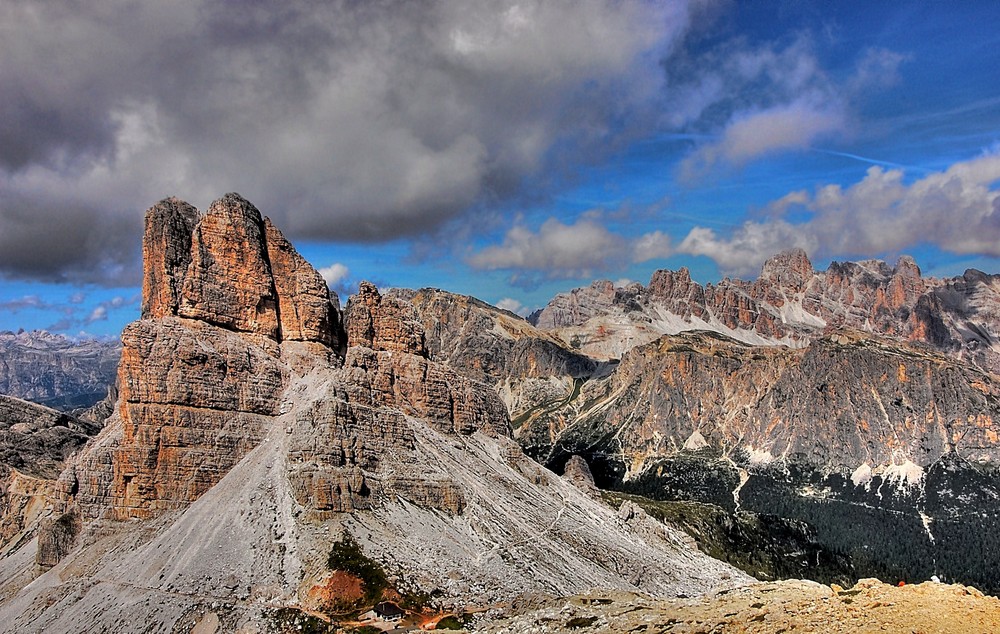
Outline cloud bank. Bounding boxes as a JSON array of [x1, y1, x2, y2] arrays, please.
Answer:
[[677, 152, 1000, 276], [0, 0, 694, 284], [471, 151, 1000, 281]]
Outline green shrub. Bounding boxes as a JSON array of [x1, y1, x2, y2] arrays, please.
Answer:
[[327, 535, 388, 607]]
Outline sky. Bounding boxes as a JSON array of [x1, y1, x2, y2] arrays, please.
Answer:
[[2, 1, 1000, 338]]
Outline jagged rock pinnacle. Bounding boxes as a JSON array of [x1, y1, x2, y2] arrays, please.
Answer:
[[140, 197, 199, 319], [142, 192, 341, 347], [178, 193, 281, 339]]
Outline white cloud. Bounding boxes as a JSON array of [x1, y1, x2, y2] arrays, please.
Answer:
[[495, 297, 530, 317], [665, 36, 904, 183], [318, 263, 350, 287], [469, 217, 629, 278], [675, 152, 1000, 276], [632, 230, 673, 262], [86, 305, 108, 323], [802, 153, 1000, 256], [676, 221, 817, 277], [679, 98, 846, 182], [850, 47, 909, 91]]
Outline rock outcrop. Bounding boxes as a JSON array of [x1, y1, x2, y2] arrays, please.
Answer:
[[264, 218, 341, 348], [55, 194, 349, 521], [141, 196, 200, 319], [0, 396, 98, 565], [525, 329, 1000, 476], [0, 194, 747, 633], [0, 395, 99, 481], [178, 194, 282, 338], [391, 287, 598, 429]]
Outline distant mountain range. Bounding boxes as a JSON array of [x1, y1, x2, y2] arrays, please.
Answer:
[[0, 330, 119, 411]]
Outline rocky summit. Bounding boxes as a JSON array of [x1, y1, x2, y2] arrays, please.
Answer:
[[0, 195, 746, 633]]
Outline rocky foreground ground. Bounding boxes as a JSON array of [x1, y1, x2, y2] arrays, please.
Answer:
[[468, 578, 1000, 633]]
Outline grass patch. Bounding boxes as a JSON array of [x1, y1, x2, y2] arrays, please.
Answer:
[[435, 615, 465, 630]]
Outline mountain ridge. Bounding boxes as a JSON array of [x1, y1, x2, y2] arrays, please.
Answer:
[[0, 194, 746, 633], [530, 248, 1000, 372]]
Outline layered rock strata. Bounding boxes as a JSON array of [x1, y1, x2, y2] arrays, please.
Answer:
[[523, 329, 1000, 477], [392, 287, 599, 428], [0, 194, 745, 633], [0, 331, 120, 411]]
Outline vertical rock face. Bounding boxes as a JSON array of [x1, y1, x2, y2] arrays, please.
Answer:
[[264, 218, 340, 347], [647, 268, 709, 320], [140, 192, 343, 348], [345, 282, 425, 354], [109, 318, 285, 519], [179, 194, 281, 339], [141, 197, 200, 319], [65, 193, 355, 521]]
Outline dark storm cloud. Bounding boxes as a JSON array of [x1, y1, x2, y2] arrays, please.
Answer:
[[0, 193, 141, 285], [0, 0, 695, 284]]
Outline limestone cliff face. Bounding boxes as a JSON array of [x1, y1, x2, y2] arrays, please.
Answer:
[[264, 218, 341, 348], [143, 192, 342, 348], [179, 194, 281, 338], [109, 318, 285, 519], [141, 197, 200, 319], [66, 193, 348, 521], [55, 193, 512, 523], [346, 282, 425, 354], [285, 282, 511, 516], [522, 329, 1000, 479]]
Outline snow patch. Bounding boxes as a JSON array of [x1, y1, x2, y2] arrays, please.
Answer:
[[850, 463, 873, 487], [775, 298, 827, 328], [683, 430, 709, 451], [744, 446, 774, 466], [883, 460, 925, 487], [648, 306, 804, 349]]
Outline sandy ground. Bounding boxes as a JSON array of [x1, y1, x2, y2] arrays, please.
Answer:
[[471, 577, 1000, 633]]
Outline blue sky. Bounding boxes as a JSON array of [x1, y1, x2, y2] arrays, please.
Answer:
[[2, 1, 1000, 337]]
